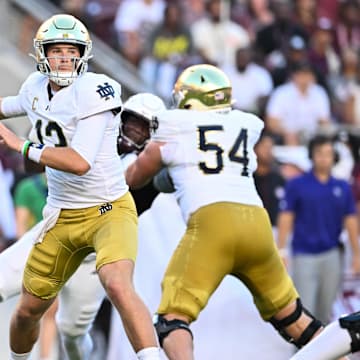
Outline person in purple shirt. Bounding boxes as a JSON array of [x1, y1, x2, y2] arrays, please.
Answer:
[[277, 134, 360, 325]]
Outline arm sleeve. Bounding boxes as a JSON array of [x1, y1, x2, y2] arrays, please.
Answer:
[[71, 111, 112, 167], [1, 95, 26, 117]]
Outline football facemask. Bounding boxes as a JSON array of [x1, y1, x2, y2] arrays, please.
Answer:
[[31, 14, 92, 86]]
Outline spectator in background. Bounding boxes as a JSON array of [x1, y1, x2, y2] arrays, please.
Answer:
[[270, 35, 308, 87], [139, 2, 195, 102], [277, 134, 360, 324], [229, 0, 273, 41], [307, 17, 340, 90], [191, 0, 250, 66], [255, 0, 308, 69], [316, 0, 339, 25], [349, 131, 360, 232], [13, 172, 47, 239], [114, 0, 166, 66], [80, 0, 122, 46], [181, 0, 206, 27], [60, 0, 87, 19], [222, 45, 273, 116], [247, 0, 274, 29], [352, 162, 360, 232], [254, 132, 285, 227], [265, 61, 331, 145], [333, 0, 360, 56], [293, 0, 318, 38], [329, 47, 360, 125], [332, 131, 355, 182]]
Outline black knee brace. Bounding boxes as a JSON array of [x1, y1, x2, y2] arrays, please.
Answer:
[[339, 311, 360, 353], [153, 314, 193, 347], [269, 298, 323, 348]]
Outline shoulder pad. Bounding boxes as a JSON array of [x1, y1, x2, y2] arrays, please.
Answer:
[[20, 72, 46, 93], [76, 73, 122, 119], [152, 109, 184, 142], [231, 109, 264, 132]]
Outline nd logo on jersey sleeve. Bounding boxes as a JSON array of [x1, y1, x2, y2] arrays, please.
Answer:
[[76, 73, 122, 119], [96, 82, 116, 100]]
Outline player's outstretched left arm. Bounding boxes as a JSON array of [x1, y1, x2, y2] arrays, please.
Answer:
[[0, 93, 28, 120], [126, 141, 164, 189]]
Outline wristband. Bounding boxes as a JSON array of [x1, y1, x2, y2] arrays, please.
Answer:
[[27, 143, 47, 163], [21, 140, 32, 157]]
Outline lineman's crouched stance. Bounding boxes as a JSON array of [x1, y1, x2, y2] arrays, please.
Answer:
[[0, 222, 105, 359], [152, 270, 322, 350], [147, 64, 324, 357]]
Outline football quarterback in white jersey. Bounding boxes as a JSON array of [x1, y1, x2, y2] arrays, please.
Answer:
[[0, 14, 160, 360], [0, 92, 166, 360], [125, 64, 329, 360]]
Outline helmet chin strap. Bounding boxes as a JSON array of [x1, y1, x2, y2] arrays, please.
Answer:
[[49, 71, 79, 86], [119, 133, 146, 152]]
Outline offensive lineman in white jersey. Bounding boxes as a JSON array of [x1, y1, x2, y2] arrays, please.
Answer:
[[0, 14, 160, 360], [125, 64, 341, 360]]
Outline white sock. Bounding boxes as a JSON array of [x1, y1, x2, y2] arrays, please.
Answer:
[[290, 320, 352, 360], [136, 346, 161, 360], [9, 351, 31, 360]]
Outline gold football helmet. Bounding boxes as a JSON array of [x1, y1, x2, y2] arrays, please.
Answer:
[[32, 14, 92, 86], [172, 64, 232, 110]]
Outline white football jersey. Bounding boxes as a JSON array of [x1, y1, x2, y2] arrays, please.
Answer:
[[153, 109, 264, 222], [13, 72, 127, 208]]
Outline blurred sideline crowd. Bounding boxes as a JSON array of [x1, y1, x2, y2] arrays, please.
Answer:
[[2, 0, 360, 358]]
